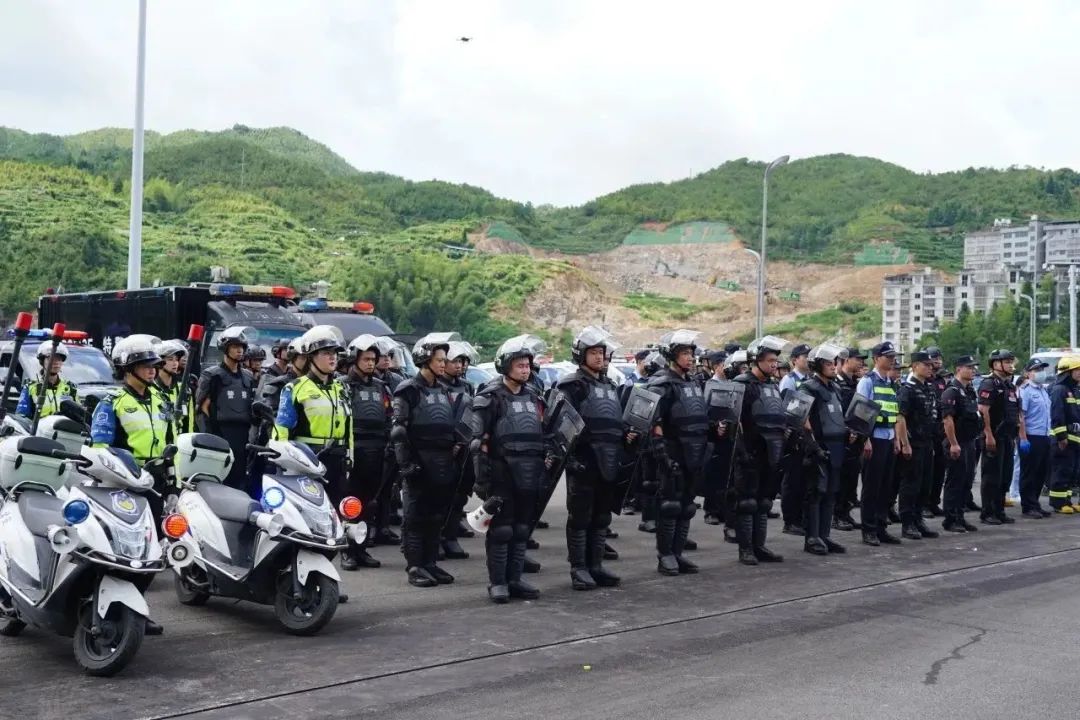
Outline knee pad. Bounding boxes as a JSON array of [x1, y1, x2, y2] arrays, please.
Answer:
[[511, 523, 531, 542], [737, 498, 758, 515], [681, 503, 697, 520], [757, 498, 774, 514], [488, 524, 513, 544], [594, 511, 612, 529], [566, 514, 591, 531], [660, 500, 682, 518]]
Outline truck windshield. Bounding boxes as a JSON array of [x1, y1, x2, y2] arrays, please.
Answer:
[[299, 313, 393, 342], [204, 326, 307, 366]]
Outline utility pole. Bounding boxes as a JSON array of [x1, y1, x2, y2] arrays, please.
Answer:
[[1071, 264, 1077, 349], [125, 0, 148, 290]]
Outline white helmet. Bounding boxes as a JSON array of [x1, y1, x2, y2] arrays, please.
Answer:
[[447, 340, 479, 365], [154, 339, 188, 359], [112, 335, 160, 370], [36, 342, 70, 361], [216, 326, 250, 351], [808, 343, 847, 369], [346, 334, 382, 363], [300, 325, 344, 355]]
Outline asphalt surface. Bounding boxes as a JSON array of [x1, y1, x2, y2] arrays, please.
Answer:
[[3, 481, 1079, 720]]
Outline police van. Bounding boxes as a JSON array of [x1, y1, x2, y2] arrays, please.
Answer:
[[38, 283, 310, 369]]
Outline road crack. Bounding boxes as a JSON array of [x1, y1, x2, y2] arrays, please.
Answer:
[[922, 627, 988, 685]]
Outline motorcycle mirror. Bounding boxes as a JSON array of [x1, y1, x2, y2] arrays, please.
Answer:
[[59, 398, 88, 424], [161, 444, 179, 462]]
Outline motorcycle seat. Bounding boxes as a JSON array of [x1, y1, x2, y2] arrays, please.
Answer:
[[17, 491, 65, 538], [196, 481, 261, 523]]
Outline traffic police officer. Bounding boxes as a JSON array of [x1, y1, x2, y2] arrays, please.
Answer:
[[1048, 355, 1080, 513], [196, 327, 256, 492], [152, 339, 192, 434], [732, 335, 790, 565], [342, 333, 393, 569], [976, 349, 1024, 524], [855, 342, 902, 546], [17, 342, 77, 419], [471, 336, 553, 603], [940, 356, 981, 532], [392, 333, 458, 588], [274, 326, 354, 557], [556, 326, 631, 590], [895, 350, 940, 540]]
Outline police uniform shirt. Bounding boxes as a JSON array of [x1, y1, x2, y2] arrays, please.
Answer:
[[941, 379, 980, 443], [977, 374, 1021, 435], [898, 378, 936, 445]]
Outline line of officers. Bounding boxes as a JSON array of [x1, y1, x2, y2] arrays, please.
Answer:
[[73, 324, 1080, 606]]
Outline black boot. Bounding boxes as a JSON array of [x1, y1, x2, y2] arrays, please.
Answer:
[[588, 530, 621, 586], [508, 542, 540, 599], [568, 528, 598, 591], [901, 521, 923, 540], [341, 552, 359, 571], [423, 527, 454, 584], [441, 537, 469, 560], [486, 535, 510, 603], [404, 529, 436, 586], [915, 516, 939, 539], [823, 537, 846, 553], [737, 514, 757, 565], [373, 527, 400, 545], [673, 518, 699, 574], [522, 554, 541, 573], [656, 517, 680, 575], [603, 541, 619, 560], [753, 513, 784, 562], [457, 517, 476, 538], [804, 538, 829, 555]]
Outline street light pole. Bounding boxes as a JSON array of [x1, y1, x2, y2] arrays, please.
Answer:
[[126, 0, 148, 291], [1019, 293, 1035, 356], [1071, 265, 1078, 349], [756, 155, 789, 338]]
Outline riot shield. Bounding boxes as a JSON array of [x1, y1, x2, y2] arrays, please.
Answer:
[[454, 398, 474, 445], [784, 390, 815, 428], [530, 396, 585, 533], [622, 386, 662, 434], [845, 393, 880, 438], [705, 379, 745, 426]]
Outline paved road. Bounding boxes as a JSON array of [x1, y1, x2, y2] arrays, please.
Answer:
[[3, 483, 1078, 720]]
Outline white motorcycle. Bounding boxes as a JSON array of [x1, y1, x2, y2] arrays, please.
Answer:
[[0, 435, 185, 676], [166, 432, 364, 635]]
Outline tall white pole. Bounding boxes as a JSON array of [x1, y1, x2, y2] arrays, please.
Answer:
[[756, 155, 789, 338], [1070, 265, 1077, 349], [126, 0, 148, 291]]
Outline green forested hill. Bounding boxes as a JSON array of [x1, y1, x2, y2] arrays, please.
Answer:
[[2, 123, 1079, 345]]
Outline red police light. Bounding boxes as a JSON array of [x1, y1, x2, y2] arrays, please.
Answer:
[[353, 301, 375, 314], [187, 324, 205, 343], [51, 323, 66, 339], [271, 286, 296, 298], [14, 313, 32, 332]]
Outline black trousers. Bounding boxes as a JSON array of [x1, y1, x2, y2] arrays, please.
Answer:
[[781, 452, 805, 526], [835, 442, 862, 516], [923, 433, 947, 509], [351, 445, 386, 534], [943, 439, 977, 520], [896, 442, 931, 523], [980, 433, 1015, 519], [703, 438, 733, 517], [1019, 435, 1050, 512], [861, 438, 896, 534], [213, 422, 252, 494]]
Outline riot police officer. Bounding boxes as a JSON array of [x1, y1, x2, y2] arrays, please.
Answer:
[[779, 344, 812, 535], [832, 347, 866, 531], [625, 350, 664, 535], [274, 326, 354, 559], [732, 335, 789, 565], [263, 339, 290, 378], [196, 327, 256, 492], [647, 329, 713, 576], [923, 346, 950, 517], [941, 356, 982, 532], [244, 346, 266, 376], [439, 339, 480, 560], [375, 337, 407, 392], [258, 338, 307, 413], [342, 333, 393, 569], [471, 336, 553, 603], [801, 344, 850, 555], [556, 326, 631, 590], [977, 349, 1024, 524], [392, 334, 458, 588], [1048, 355, 1080, 513], [17, 342, 77, 419], [895, 350, 941, 540]]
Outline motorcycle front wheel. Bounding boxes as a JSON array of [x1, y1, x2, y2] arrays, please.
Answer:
[[73, 599, 145, 677], [273, 570, 339, 636]]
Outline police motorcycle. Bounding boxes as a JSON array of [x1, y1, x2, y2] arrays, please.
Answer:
[[0, 412, 181, 676], [166, 409, 364, 635]]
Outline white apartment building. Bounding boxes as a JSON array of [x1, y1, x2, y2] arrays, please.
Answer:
[[962, 216, 1044, 272]]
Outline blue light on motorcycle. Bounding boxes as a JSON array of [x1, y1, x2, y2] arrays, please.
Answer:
[[62, 499, 91, 525], [262, 486, 286, 511]]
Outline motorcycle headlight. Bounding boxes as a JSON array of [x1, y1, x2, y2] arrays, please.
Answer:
[[299, 503, 334, 538], [100, 514, 149, 560]]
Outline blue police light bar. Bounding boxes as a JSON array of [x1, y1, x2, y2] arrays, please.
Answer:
[[299, 298, 329, 312]]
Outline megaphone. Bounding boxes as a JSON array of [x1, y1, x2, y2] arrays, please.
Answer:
[[47, 525, 77, 555], [467, 497, 504, 535]]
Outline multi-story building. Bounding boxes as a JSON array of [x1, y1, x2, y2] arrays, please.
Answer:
[[962, 216, 1044, 272], [1042, 220, 1080, 265]]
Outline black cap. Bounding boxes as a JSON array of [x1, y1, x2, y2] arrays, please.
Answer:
[[909, 350, 933, 364], [1025, 358, 1049, 372], [954, 355, 978, 368], [924, 345, 942, 360], [845, 346, 868, 360], [634, 349, 650, 362], [989, 349, 1016, 363], [724, 342, 741, 354], [872, 341, 897, 358], [706, 350, 727, 365], [790, 343, 811, 359]]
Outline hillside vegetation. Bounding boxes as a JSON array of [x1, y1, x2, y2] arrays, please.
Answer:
[[2, 123, 1079, 348]]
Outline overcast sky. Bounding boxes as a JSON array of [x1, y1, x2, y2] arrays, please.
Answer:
[[3, 1, 1078, 205]]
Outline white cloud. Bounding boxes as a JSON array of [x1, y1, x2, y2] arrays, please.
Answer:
[[3, 0, 1080, 205]]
